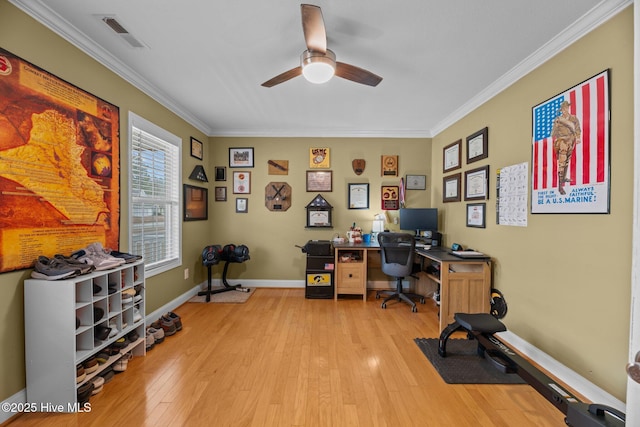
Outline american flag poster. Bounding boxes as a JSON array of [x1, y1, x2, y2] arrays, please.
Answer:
[[531, 69, 610, 214]]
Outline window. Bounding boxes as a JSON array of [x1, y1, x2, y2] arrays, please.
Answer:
[[128, 112, 182, 277]]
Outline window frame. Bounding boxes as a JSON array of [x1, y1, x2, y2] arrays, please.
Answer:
[[128, 111, 182, 277]]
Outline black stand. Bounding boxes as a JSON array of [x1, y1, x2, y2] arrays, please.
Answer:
[[198, 258, 250, 302], [438, 313, 625, 427]]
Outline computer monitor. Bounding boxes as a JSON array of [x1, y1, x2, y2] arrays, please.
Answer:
[[399, 208, 438, 236]]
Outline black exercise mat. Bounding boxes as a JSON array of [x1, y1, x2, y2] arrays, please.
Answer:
[[414, 338, 527, 384]]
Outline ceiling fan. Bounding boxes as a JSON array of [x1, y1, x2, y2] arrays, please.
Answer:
[[261, 4, 382, 88]]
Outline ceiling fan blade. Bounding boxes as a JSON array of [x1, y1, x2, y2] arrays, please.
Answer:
[[335, 62, 383, 87], [301, 4, 326, 53], [261, 66, 302, 88]]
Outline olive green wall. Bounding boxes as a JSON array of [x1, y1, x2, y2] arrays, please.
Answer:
[[430, 8, 633, 400], [206, 137, 431, 281]]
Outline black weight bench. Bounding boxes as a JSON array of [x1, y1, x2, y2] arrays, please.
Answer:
[[438, 313, 625, 427], [198, 244, 250, 302]]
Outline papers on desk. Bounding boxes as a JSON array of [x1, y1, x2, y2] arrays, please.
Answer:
[[451, 250, 488, 258], [415, 243, 431, 249]]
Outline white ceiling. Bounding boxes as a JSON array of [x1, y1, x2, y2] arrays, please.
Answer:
[[10, 0, 629, 138]]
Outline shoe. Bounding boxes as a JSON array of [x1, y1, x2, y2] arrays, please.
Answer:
[[122, 291, 134, 305], [87, 242, 126, 266], [94, 325, 111, 341], [106, 249, 142, 263], [127, 330, 139, 342], [166, 312, 183, 331], [77, 381, 94, 404], [72, 244, 123, 271], [145, 329, 155, 350], [112, 336, 130, 349], [93, 307, 105, 322], [147, 326, 164, 344], [133, 308, 143, 323], [108, 322, 119, 339], [76, 364, 86, 383], [95, 352, 110, 364], [83, 356, 98, 374], [53, 254, 95, 275], [153, 316, 176, 337], [91, 376, 105, 395], [113, 352, 132, 373], [93, 284, 102, 294], [134, 294, 143, 303], [31, 256, 80, 280], [101, 367, 115, 384]]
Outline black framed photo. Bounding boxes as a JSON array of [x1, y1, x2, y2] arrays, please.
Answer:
[[183, 184, 208, 221], [348, 183, 369, 209], [405, 175, 426, 190], [190, 137, 203, 160], [466, 127, 488, 164], [464, 166, 489, 201], [236, 198, 248, 213], [443, 139, 462, 172], [306, 170, 332, 192], [229, 147, 254, 168], [466, 203, 486, 228], [215, 166, 226, 181], [443, 173, 461, 203]]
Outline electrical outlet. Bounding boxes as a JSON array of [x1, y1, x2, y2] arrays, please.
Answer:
[[184, 268, 189, 280]]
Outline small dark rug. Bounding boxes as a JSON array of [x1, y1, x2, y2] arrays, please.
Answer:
[[414, 338, 526, 384]]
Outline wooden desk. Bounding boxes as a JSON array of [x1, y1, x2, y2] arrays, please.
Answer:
[[333, 243, 492, 332], [414, 248, 491, 332]]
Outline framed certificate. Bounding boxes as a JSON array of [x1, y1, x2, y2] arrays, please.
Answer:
[[464, 166, 489, 200], [466, 127, 488, 164], [233, 171, 251, 194], [443, 173, 461, 203], [443, 139, 461, 172], [348, 183, 369, 209], [306, 170, 332, 192], [405, 175, 426, 190], [467, 203, 486, 228]]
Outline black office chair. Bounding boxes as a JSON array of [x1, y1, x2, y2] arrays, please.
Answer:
[[376, 232, 425, 312]]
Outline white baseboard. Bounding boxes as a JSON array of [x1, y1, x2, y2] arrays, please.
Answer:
[[0, 389, 27, 424], [497, 330, 626, 413]]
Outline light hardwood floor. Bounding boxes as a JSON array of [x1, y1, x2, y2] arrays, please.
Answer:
[[5, 288, 571, 426]]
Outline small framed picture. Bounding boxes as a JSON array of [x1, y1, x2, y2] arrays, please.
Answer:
[[443, 173, 461, 203], [214, 186, 227, 201], [443, 139, 461, 172], [464, 166, 489, 201], [190, 137, 203, 160], [233, 171, 251, 194], [348, 183, 369, 209], [466, 127, 488, 164], [466, 203, 486, 228], [229, 147, 254, 168], [405, 175, 426, 190], [215, 166, 226, 181], [306, 170, 332, 192], [236, 198, 248, 213]]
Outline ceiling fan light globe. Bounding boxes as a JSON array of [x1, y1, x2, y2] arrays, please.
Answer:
[[301, 49, 336, 84]]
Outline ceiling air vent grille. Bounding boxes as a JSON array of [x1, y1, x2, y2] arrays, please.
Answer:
[[99, 16, 146, 48]]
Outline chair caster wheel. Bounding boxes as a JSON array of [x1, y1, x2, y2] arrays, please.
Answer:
[[412, 306, 418, 313], [419, 297, 425, 304], [381, 302, 386, 309], [376, 293, 380, 299]]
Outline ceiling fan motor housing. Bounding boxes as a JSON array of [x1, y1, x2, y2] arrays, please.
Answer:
[[301, 49, 336, 84]]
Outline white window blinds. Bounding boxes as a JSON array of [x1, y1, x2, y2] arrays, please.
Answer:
[[128, 112, 181, 276]]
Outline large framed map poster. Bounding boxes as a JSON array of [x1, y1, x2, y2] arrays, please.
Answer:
[[0, 48, 120, 273]]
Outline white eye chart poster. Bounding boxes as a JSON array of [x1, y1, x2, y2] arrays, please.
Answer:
[[496, 162, 528, 227]]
